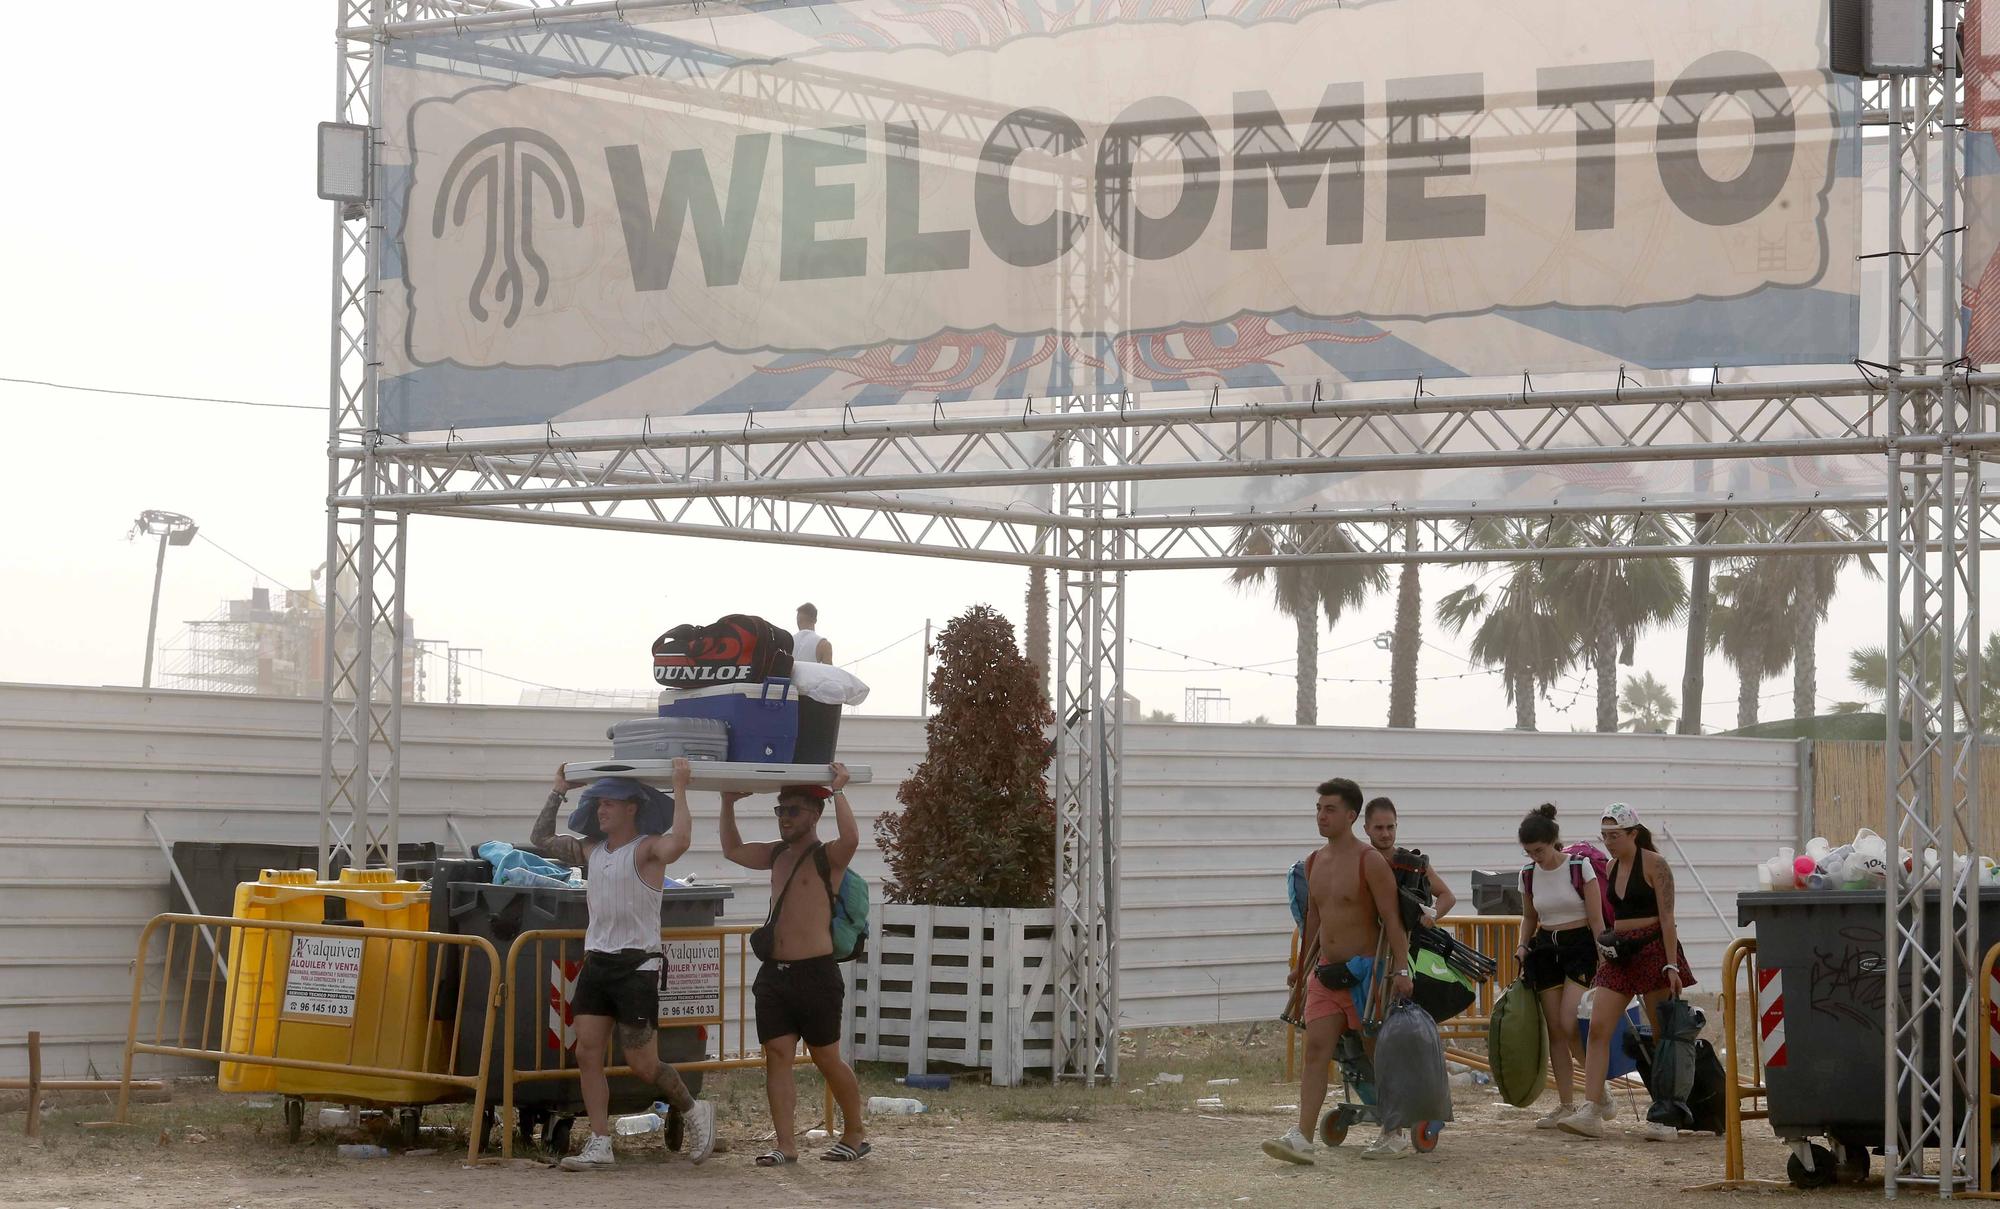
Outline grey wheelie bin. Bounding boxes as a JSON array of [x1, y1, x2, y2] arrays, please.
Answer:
[[426, 859, 733, 1153], [1739, 888, 2000, 1188]]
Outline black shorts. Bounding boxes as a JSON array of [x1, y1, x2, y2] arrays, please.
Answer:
[[1522, 926, 1598, 993], [573, 949, 662, 1030], [753, 955, 844, 1048]]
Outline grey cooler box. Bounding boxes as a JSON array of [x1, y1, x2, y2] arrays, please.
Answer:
[[607, 715, 729, 762]]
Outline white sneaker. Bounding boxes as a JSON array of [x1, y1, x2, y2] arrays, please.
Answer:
[[684, 1100, 716, 1164], [1535, 1105, 1576, 1130], [1643, 1120, 1679, 1143], [1558, 1102, 1606, 1139], [560, 1132, 615, 1171], [1359, 1129, 1412, 1160], [1599, 1093, 1619, 1122], [1260, 1126, 1316, 1165]]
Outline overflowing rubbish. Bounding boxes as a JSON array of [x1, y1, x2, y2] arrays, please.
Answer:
[[1753, 827, 2000, 891]]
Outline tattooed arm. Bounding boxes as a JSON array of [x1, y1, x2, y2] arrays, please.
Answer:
[[529, 764, 590, 867], [1653, 850, 1683, 995]]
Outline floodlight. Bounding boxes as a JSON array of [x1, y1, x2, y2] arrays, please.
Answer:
[[317, 122, 371, 203], [1830, 0, 1933, 76]]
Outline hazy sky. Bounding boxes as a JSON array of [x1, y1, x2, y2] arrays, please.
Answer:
[[0, 2, 1930, 732]]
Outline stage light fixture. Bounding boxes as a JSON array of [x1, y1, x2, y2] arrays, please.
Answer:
[[317, 121, 370, 204]]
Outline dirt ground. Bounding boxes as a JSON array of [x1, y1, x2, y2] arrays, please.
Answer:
[[0, 1029, 1878, 1208]]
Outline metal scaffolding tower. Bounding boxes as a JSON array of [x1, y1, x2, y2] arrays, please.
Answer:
[[325, 1, 1990, 1110]]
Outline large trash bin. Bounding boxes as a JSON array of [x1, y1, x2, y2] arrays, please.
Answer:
[[218, 868, 453, 1104], [1470, 871, 1523, 916], [427, 860, 733, 1144], [1738, 888, 2000, 1160]]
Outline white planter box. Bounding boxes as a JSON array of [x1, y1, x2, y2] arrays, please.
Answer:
[[845, 901, 1056, 1086]]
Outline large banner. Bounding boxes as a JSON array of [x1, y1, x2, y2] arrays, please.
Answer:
[[377, 0, 1859, 433]]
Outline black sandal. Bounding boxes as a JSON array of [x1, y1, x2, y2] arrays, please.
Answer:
[[822, 1140, 872, 1162], [755, 1150, 797, 1167]]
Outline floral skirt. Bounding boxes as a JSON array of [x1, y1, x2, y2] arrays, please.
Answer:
[[1593, 926, 1697, 997]]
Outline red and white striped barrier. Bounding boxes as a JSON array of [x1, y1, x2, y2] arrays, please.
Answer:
[[547, 957, 581, 1052], [1758, 966, 1788, 1069]]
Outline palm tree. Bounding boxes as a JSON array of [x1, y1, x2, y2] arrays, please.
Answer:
[[1227, 523, 1387, 725], [1387, 519, 1421, 728], [1619, 672, 1679, 733], [1707, 566, 1796, 728], [1842, 630, 2000, 733], [1767, 512, 1877, 723], [1434, 521, 1578, 731], [1545, 519, 1688, 732]]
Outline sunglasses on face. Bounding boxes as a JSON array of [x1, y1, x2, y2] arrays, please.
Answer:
[[774, 804, 812, 818]]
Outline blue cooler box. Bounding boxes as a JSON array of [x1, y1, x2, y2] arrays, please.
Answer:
[[663, 680, 799, 761]]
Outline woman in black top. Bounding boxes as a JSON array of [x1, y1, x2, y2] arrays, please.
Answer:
[[1560, 802, 1693, 1141]]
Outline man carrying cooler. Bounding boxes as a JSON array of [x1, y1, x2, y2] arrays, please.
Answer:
[[720, 763, 869, 1165], [533, 758, 717, 1171], [1265, 777, 1415, 1165]]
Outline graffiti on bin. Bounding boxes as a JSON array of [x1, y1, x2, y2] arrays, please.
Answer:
[[1807, 926, 1888, 1027]]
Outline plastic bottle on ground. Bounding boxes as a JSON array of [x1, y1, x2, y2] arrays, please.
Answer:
[[614, 1111, 664, 1136], [867, 1096, 927, 1115], [337, 1144, 389, 1159]]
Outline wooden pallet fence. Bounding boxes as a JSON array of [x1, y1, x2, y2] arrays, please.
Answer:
[[846, 901, 1056, 1086]]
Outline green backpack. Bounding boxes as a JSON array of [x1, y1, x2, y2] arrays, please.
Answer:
[[812, 846, 870, 962], [1487, 976, 1548, 1108]]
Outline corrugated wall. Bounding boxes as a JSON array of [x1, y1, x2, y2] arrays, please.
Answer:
[[0, 683, 1799, 1076]]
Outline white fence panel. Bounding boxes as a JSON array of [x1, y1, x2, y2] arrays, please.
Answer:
[[0, 683, 1797, 1075]]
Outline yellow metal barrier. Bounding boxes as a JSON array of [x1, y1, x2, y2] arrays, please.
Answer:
[[113, 912, 501, 1164], [1285, 915, 1520, 1082], [1976, 941, 2000, 1198], [499, 925, 835, 1159], [1688, 936, 1791, 1191]]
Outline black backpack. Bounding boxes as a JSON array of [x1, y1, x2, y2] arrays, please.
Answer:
[[652, 614, 795, 687]]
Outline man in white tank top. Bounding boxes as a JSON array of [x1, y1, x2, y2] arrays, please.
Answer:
[[793, 602, 832, 664], [532, 759, 716, 1170]]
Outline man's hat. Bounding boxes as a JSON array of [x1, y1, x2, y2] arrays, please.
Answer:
[[568, 777, 675, 840]]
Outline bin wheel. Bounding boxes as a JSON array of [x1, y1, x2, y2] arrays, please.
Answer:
[[549, 1116, 576, 1156], [1317, 1108, 1349, 1148], [1836, 1143, 1870, 1184], [1412, 1121, 1443, 1154], [1788, 1144, 1839, 1190], [282, 1097, 304, 1144], [394, 1107, 422, 1149]]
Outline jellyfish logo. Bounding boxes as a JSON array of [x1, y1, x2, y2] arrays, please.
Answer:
[[431, 127, 585, 328]]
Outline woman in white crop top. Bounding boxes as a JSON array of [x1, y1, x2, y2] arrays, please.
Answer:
[[1514, 804, 1608, 1131]]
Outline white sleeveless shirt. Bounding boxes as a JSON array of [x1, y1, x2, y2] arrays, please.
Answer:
[[793, 628, 825, 663], [584, 839, 663, 954]]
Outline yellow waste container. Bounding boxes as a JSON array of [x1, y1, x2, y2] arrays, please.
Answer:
[[218, 869, 453, 1103]]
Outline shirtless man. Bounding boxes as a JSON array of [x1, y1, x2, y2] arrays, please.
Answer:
[[720, 763, 868, 1165], [1264, 777, 1415, 1165]]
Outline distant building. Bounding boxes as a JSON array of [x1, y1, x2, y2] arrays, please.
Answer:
[[160, 583, 423, 700]]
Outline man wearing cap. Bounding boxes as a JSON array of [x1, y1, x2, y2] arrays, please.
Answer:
[[533, 758, 718, 1170]]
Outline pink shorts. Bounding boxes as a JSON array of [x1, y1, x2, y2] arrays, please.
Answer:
[[1304, 976, 1365, 1032]]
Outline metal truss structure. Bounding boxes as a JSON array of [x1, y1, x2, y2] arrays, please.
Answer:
[[327, 0, 1991, 1111], [1875, 9, 1983, 1193]]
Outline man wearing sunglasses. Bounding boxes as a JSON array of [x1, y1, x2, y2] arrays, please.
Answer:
[[719, 763, 868, 1166]]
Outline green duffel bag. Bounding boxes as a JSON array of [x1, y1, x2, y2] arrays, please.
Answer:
[[1487, 977, 1548, 1108]]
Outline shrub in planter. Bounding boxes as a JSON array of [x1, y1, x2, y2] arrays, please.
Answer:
[[875, 604, 1055, 908]]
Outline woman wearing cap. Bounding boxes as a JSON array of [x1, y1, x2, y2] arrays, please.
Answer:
[[1560, 802, 1693, 1142]]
